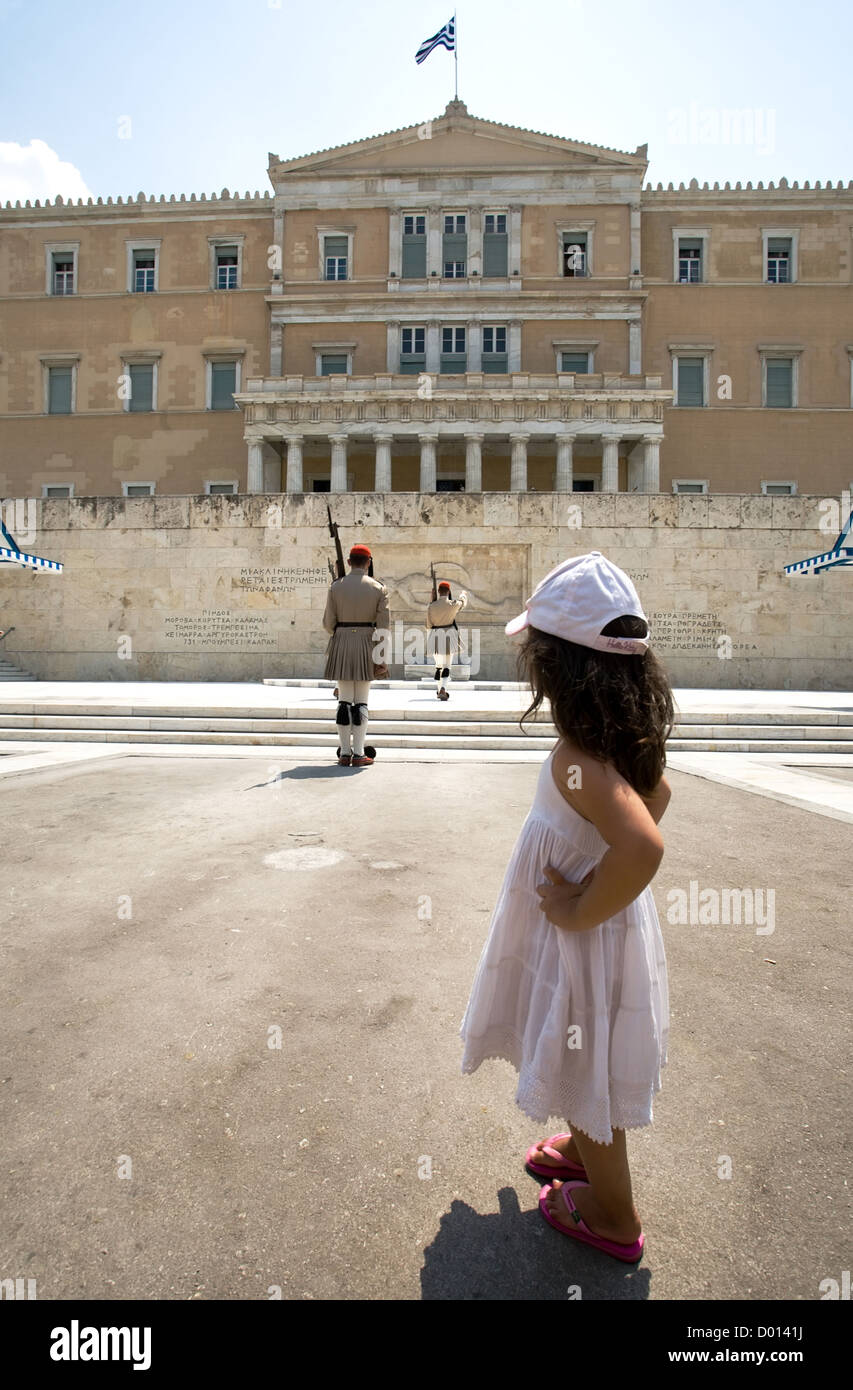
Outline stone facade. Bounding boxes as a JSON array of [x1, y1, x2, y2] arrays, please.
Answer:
[[1, 101, 851, 500], [4, 493, 851, 689]]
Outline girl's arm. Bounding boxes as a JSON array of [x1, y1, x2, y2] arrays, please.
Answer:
[[642, 775, 671, 825], [538, 746, 664, 933]]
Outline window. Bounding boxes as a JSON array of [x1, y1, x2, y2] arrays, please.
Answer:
[[41, 484, 73, 497], [122, 482, 155, 496], [561, 351, 590, 374], [206, 481, 238, 495], [563, 233, 587, 277], [762, 481, 797, 495], [436, 478, 466, 492], [443, 212, 467, 278], [209, 361, 238, 410], [440, 326, 466, 373], [764, 357, 794, 406], [400, 326, 426, 374], [767, 236, 792, 283], [48, 366, 73, 414], [45, 243, 79, 296], [483, 211, 508, 277], [672, 480, 709, 494], [482, 325, 508, 374], [678, 238, 703, 283], [320, 354, 348, 376], [215, 245, 239, 289], [324, 235, 348, 281], [402, 213, 426, 278], [51, 253, 74, 295], [676, 356, 705, 406], [572, 479, 596, 492], [127, 364, 154, 412], [133, 250, 156, 293]]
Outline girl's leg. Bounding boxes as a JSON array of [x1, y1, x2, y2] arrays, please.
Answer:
[[544, 1126, 642, 1244]]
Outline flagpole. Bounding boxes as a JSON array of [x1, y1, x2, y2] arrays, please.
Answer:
[[454, 10, 458, 99]]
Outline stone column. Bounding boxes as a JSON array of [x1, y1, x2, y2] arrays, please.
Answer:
[[329, 434, 348, 493], [270, 321, 283, 376], [643, 434, 662, 493], [509, 205, 522, 276], [468, 206, 483, 276], [285, 435, 304, 493], [555, 433, 575, 492], [510, 433, 529, 492], [386, 321, 400, 373], [467, 319, 483, 372], [465, 433, 484, 492], [508, 321, 522, 373], [601, 436, 620, 493], [630, 202, 641, 276], [425, 322, 440, 374], [388, 209, 402, 278], [629, 319, 642, 375], [427, 206, 442, 278], [374, 433, 393, 491], [418, 434, 438, 491], [247, 439, 264, 494]]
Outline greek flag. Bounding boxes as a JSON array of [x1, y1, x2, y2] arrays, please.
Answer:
[[415, 17, 455, 64]]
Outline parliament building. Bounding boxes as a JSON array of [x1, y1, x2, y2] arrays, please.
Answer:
[[2, 99, 852, 500]]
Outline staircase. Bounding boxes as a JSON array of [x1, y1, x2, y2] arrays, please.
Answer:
[[0, 654, 33, 681], [0, 682, 850, 754]]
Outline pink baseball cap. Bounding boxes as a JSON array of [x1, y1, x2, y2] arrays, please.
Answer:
[[504, 551, 650, 654]]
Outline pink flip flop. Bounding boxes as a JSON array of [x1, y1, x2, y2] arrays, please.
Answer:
[[538, 1181, 645, 1264], [524, 1132, 588, 1181]]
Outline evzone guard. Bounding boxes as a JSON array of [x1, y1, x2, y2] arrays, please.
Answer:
[[322, 542, 389, 767], [426, 565, 468, 701]]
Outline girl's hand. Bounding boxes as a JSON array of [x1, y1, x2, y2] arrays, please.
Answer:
[[535, 866, 595, 931]]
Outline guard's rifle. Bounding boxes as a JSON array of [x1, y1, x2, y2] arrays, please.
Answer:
[[327, 506, 345, 581], [430, 562, 451, 601], [328, 506, 374, 578]]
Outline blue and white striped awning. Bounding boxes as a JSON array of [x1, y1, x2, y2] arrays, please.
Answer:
[[784, 509, 853, 577], [0, 518, 63, 573]]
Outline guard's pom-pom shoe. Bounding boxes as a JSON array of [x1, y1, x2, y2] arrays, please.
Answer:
[[351, 754, 374, 766]]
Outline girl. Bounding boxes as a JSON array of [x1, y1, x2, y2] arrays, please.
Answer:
[[460, 551, 674, 1263]]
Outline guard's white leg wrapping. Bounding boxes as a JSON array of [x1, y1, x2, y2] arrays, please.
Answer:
[[351, 680, 370, 756]]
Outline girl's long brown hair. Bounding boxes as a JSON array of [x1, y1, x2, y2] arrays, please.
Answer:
[[518, 617, 674, 796]]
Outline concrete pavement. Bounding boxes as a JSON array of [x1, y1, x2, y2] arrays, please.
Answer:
[[0, 748, 849, 1300]]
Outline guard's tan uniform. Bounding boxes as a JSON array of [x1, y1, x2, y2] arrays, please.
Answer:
[[426, 592, 468, 663], [323, 570, 390, 681]]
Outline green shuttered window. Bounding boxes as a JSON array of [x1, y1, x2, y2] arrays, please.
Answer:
[[211, 362, 237, 410], [128, 364, 154, 412], [676, 357, 704, 406], [48, 367, 73, 413], [766, 359, 793, 406]]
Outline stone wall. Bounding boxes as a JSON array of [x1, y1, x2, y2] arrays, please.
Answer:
[[3, 491, 851, 688]]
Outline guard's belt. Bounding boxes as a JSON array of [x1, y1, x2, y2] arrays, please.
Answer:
[[334, 622, 374, 629]]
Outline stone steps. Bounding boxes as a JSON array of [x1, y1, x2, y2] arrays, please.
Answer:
[[0, 693, 851, 754], [0, 726, 852, 754]]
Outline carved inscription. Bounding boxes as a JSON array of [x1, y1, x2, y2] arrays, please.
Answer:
[[163, 610, 276, 649]]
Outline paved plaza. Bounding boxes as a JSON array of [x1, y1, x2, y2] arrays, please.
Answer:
[[1, 685, 849, 1300]]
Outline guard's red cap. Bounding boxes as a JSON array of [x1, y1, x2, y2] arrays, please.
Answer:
[[349, 544, 372, 560], [438, 581, 451, 593]]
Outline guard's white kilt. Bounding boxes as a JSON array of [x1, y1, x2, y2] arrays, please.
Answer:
[[426, 625, 459, 662]]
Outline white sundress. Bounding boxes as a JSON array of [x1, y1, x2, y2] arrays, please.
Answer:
[[460, 745, 669, 1146]]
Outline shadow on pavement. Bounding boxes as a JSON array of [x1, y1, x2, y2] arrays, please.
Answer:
[[246, 765, 370, 786], [420, 1187, 652, 1301]]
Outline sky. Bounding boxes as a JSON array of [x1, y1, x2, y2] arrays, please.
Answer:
[[0, 0, 851, 205]]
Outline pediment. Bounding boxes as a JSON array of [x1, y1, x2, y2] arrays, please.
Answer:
[[268, 102, 646, 182]]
